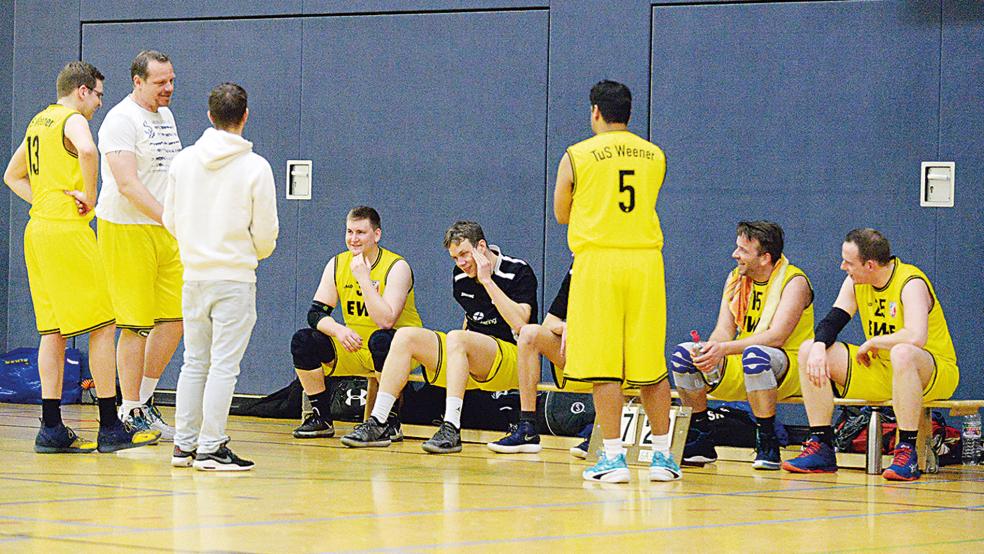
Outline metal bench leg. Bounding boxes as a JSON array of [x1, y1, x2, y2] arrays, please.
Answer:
[[866, 408, 882, 475], [918, 407, 939, 473]]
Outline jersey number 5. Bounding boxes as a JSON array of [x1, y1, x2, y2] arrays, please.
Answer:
[[618, 169, 635, 213], [26, 136, 40, 176]]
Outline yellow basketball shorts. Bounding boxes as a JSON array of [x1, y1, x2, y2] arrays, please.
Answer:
[[548, 363, 595, 393], [564, 248, 668, 386], [705, 349, 801, 401], [835, 342, 958, 401], [422, 331, 517, 392], [97, 220, 183, 331], [321, 338, 374, 378], [24, 218, 115, 337]]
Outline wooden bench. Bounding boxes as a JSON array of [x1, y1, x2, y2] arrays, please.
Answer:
[[322, 373, 983, 474]]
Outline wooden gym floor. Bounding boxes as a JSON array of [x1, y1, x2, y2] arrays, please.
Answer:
[[0, 403, 982, 553]]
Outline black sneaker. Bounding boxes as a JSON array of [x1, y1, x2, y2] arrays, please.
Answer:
[[34, 422, 97, 454], [752, 429, 781, 470], [340, 416, 391, 448], [422, 421, 462, 454], [292, 410, 335, 439], [193, 445, 254, 471], [386, 412, 404, 443], [97, 420, 161, 453], [570, 438, 589, 459], [487, 420, 541, 454], [171, 445, 196, 468], [682, 427, 717, 466]]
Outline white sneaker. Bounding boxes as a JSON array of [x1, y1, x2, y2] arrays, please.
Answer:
[[144, 404, 175, 441]]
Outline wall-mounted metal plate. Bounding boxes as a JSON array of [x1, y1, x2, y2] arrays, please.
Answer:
[[286, 160, 312, 200], [920, 161, 954, 208]]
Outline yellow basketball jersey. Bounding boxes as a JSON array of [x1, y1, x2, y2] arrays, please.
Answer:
[[566, 130, 666, 253], [855, 258, 956, 364], [24, 104, 90, 221], [334, 247, 423, 341], [731, 264, 815, 350]]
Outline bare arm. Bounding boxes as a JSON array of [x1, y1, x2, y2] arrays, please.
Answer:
[[553, 152, 574, 224], [62, 114, 98, 213], [805, 276, 859, 385], [105, 151, 163, 224], [692, 284, 739, 371], [3, 140, 32, 204], [354, 258, 412, 329], [542, 313, 565, 335], [721, 275, 812, 352], [484, 278, 533, 333]]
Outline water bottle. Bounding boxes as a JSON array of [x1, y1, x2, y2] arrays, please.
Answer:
[[962, 412, 982, 465], [690, 330, 721, 386]]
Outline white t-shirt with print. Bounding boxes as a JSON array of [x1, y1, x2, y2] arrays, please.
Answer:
[[96, 95, 182, 225]]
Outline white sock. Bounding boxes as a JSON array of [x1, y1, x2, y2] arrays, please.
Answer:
[[603, 438, 625, 460], [651, 433, 671, 456], [120, 400, 142, 418], [370, 392, 397, 423], [444, 396, 464, 429], [139, 377, 159, 405]]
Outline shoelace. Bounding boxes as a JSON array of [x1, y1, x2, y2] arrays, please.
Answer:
[[799, 440, 822, 457], [891, 445, 913, 467]]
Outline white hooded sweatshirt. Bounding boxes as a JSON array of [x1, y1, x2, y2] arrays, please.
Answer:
[[164, 127, 279, 283]]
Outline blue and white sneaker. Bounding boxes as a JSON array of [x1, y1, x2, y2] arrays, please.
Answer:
[[583, 451, 630, 483], [781, 438, 838, 474], [488, 420, 542, 454], [882, 442, 921, 481], [649, 451, 682, 481]]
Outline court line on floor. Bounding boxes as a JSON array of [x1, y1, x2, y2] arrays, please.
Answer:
[[0, 491, 182, 508], [827, 535, 984, 553], [22, 479, 977, 545], [335, 502, 984, 553]]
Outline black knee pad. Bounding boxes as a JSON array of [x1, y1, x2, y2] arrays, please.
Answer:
[[290, 328, 336, 371], [367, 328, 397, 373]]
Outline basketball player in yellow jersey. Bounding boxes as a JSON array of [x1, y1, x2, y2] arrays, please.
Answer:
[[289, 206, 422, 439], [670, 221, 813, 471], [783, 229, 959, 481], [554, 80, 679, 483], [3, 61, 159, 453]]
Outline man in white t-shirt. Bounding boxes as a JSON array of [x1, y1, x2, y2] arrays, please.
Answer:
[[96, 50, 184, 439]]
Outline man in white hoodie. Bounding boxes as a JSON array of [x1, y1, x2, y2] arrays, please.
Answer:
[[163, 82, 279, 471]]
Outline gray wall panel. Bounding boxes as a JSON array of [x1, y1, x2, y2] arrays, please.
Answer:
[[0, 0, 12, 351], [81, 18, 302, 393], [651, 1, 941, 355], [302, 1, 545, 15], [938, 3, 984, 399], [81, 0, 303, 21], [7, 1, 81, 352], [298, 10, 548, 336]]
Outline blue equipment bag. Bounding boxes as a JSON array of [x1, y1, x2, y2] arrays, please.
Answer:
[[0, 347, 84, 404]]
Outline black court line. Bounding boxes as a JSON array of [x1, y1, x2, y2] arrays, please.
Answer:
[[0, 531, 179, 552], [0, 491, 182, 508]]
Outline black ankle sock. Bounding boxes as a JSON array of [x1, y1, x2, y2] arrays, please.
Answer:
[[898, 429, 918, 446], [98, 396, 118, 430], [692, 409, 709, 431], [756, 415, 776, 437], [308, 390, 330, 419], [520, 411, 536, 424], [810, 425, 834, 447], [41, 399, 62, 428]]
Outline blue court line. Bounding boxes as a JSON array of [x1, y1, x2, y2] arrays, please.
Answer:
[[335, 502, 984, 553], [0, 475, 187, 495], [0, 491, 181, 507]]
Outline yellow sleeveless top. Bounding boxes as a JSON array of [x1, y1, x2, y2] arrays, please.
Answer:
[[333, 247, 422, 341], [566, 130, 666, 253], [24, 104, 90, 221], [855, 258, 956, 364], [729, 264, 815, 350]]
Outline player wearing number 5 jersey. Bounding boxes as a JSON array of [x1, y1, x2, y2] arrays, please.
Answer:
[[554, 80, 679, 483]]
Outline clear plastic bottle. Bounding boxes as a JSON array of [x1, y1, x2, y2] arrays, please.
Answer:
[[690, 330, 721, 387], [962, 411, 982, 465]]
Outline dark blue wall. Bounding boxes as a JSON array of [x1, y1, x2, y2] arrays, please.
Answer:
[[0, 0, 12, 352], [3, 1, 982, 401]]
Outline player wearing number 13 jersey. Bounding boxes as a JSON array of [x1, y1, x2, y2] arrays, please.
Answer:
[[555, 80, 678, 483]]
